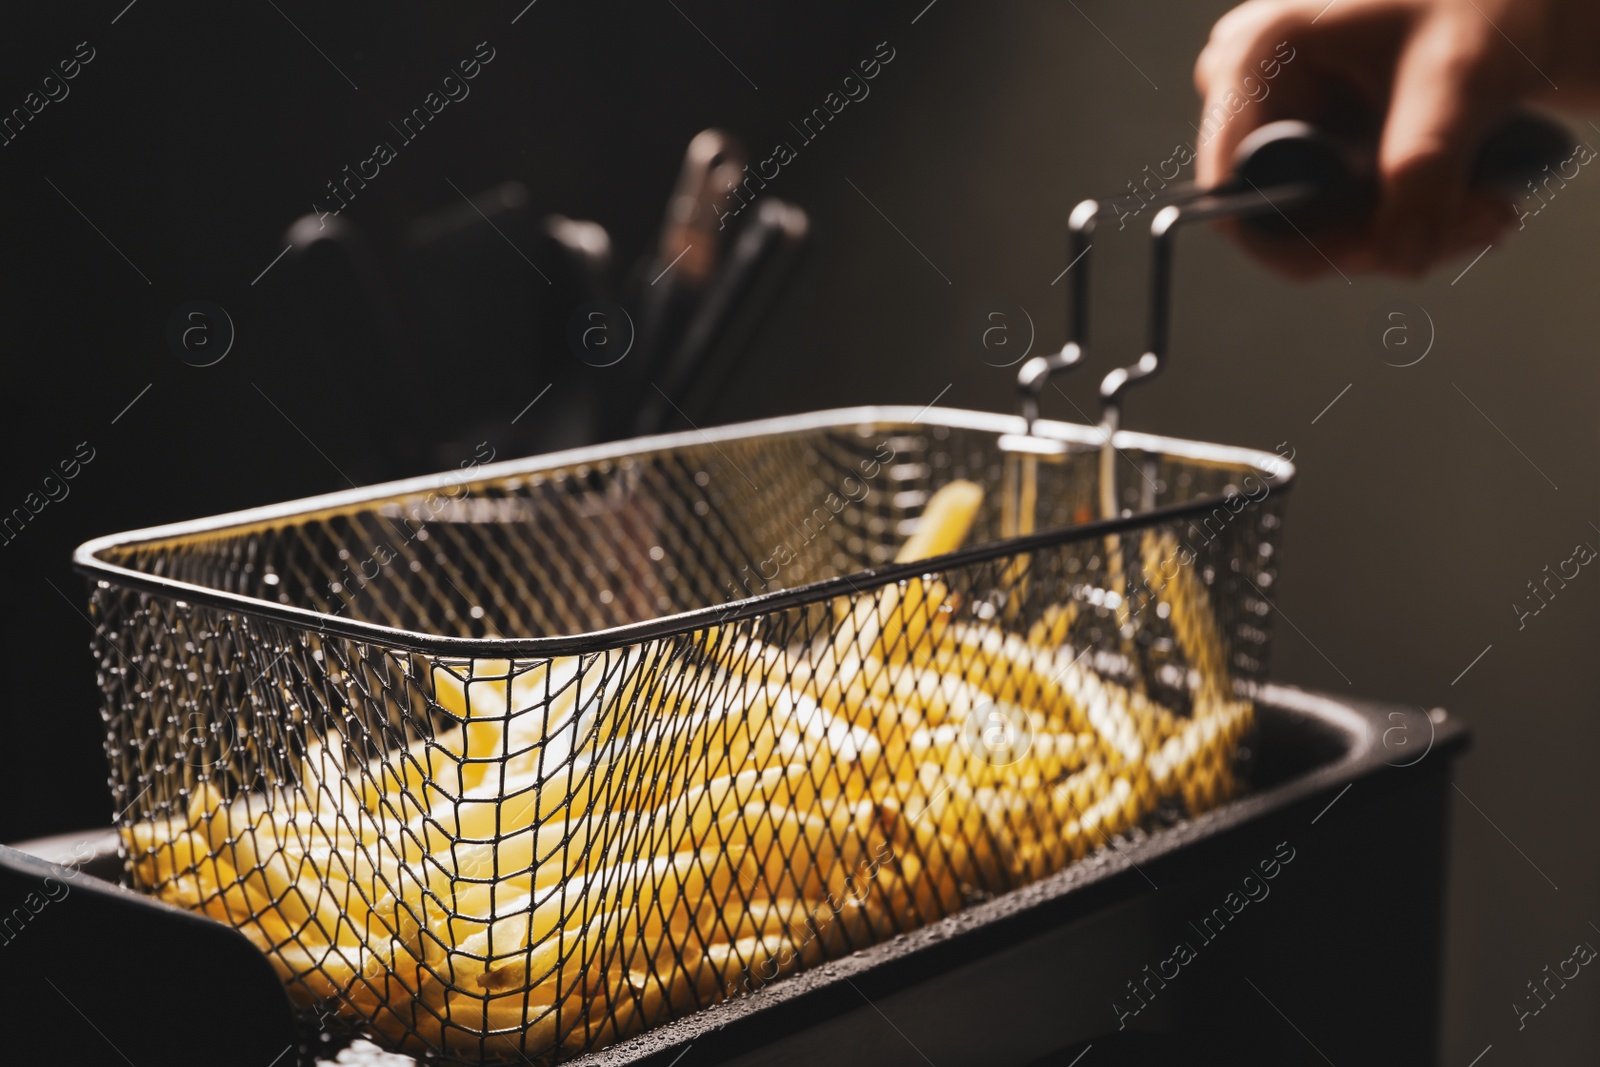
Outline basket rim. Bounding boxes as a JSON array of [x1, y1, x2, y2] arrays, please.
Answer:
[[71, 405, 1295, 658]]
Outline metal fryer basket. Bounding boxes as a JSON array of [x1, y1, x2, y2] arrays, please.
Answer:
[[74, 406, 1291, 1064]]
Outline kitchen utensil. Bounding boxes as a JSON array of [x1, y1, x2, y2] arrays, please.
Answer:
[[633, 130, 746, 378], [75, 402, 1291, 1064], [278, 213, 422, 478], [635, 196, 808, 435], [542, 214, 613, 306]]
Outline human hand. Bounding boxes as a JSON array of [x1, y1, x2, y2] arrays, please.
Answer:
[[1193, 0, 1592, 277]]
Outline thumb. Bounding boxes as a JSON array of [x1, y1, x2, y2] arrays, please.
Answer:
[[1374, 18, 1505, 274]]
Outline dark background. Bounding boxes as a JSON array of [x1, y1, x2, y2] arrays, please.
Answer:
[[2, 1, 1594, 1061]]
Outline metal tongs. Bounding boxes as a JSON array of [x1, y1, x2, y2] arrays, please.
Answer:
[[1001, 111, 1570, 541]]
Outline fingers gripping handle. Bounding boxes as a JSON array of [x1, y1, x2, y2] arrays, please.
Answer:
[[1096, 110, 1569, 418], [1228, 110, 1571, 235]]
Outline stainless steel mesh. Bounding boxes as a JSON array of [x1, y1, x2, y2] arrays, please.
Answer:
[[77, 408, 1289, 1064]]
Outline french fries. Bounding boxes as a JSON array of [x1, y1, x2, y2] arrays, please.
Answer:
[[123, 480, 1252, 1062]]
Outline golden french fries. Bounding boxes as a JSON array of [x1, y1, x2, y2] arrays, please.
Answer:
[[122, 480, 1252, 1061]]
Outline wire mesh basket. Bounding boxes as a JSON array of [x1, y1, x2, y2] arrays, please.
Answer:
[[75, 406, 1291, 1064]]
